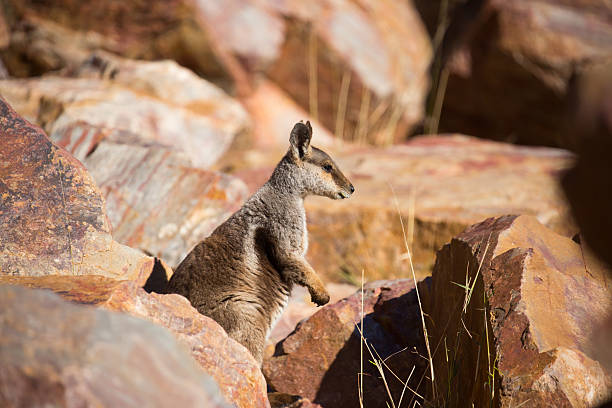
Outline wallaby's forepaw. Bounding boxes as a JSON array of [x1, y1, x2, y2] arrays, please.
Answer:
[[310, 289, 330, 307]]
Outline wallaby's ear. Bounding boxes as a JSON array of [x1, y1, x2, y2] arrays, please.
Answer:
[[289, 121, 312, 159]]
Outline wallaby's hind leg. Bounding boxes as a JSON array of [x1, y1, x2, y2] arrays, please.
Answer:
[[207, 303, 267, 365]]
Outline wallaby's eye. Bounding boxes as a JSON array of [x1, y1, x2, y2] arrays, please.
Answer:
[[323, 163, 333, 173]]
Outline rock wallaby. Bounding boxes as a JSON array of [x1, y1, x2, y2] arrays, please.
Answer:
[[167, 121, 354, 364]]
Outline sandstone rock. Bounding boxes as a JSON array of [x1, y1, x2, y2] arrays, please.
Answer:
[[264, 279, 428, 408], [424, 215, 612, 407], [53, 122, 248, 266], [0, 96, 155, 283], [3, 0, 431, 144], [227, 134, 575, 282], [0, 57, 251, 266], [0, 54, 250, 169], [267, 283, 358, 346], [1, 0, 227, 80], [433, 0, 612, 149], [253, 0, 433, 144], [0, 276, 270, 408], [0, 284, 230, 407]]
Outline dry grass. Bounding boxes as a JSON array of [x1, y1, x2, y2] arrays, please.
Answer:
[[353, 182, 499, 407]]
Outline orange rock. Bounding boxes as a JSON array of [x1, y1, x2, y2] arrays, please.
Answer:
[[55, 122, 248, 266], [3, 0, 431, 144], [308, 135, 575, 282], [0, 96, 155, 284], [264, 279, 427, 408], [431, 0, 612, 149], [0, 55, 251, 267], [0, 284, 231, 407], [424, 215, 612, 407], [0, 275, 270, 408]]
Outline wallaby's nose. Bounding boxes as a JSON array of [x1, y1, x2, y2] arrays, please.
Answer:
[[349, 184, 355, 194]]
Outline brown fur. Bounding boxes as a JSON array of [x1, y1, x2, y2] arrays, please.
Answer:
[[167, 122, 354, 364]]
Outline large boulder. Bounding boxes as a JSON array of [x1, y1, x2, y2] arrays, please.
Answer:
[[263, 279, 428, 408], [227, 134, 576, 283], [0, 54, 250, 169], [255, 0, 432, 144], [54, 122, 248, 266], [1, 0, 431, 144], [0, 0, 227, 80], [0, 275, 270, 408], [423, 215, 612, 407], [432, 0, 612, 149], [0, 96, 156, 283], [0, 284, 230, 407], [0, 56, 251, 266]]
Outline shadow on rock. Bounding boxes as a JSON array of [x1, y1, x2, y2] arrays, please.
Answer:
[[265, 279, 430, 408], [143, 257, 171, 294]]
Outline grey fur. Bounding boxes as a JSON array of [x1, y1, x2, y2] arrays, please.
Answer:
[[167, 121, 354, 364]]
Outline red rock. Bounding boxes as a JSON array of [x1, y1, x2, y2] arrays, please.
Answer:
[[0, 54, 250, 170], [433, 0, 612, 149], [0, 56, 251, 266], [1, 0, 227, 79], [424, 215, 612, 407], [267, 283, 358, 346], [263, 279, 428, 408], [3, 0, 431, 144], [0, 284, 231, 407], [0, 275, 270, 408], [250, 0, 432, 143], [0, 96, 155, 284], [53, 122, 248, 266]]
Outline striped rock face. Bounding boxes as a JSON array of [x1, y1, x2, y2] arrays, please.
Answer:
[[52, 122, 248, 267], [0, 55, 250, 267], [0, 96, 155, 282], [0, 277, 270, 408], [0, 285, 232, 408]]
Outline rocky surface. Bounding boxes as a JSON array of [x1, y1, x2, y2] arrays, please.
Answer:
[[229, 134, 576, 282], [0, 0, 227, 80], [0, 54, 250, 169], [54, 122, 248, 266], [252, 0, 432, 144], [0, 284, 231, 408], [423, 215, 612, 407], [0, 275, 270, 408], [0, 96, 156, 283], [264, 279, 428, 408], [433, 0, 612, 149], [0, 56, 251, 266], [267, 283, 357, 346], [2, 0, 431, 144]]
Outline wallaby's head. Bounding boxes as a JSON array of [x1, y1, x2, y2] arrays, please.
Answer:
[[286, 121, 354, 199]]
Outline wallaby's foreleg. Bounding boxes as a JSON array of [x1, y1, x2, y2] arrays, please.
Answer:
[[277, 256, 330, 306]]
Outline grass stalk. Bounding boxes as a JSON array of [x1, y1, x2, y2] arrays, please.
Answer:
[[389, 184, 435, 398], [357, 86, 371, 144], [335, 69, 351, 141]]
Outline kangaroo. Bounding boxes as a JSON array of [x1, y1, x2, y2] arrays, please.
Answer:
[[167, 121, 354, 364]]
